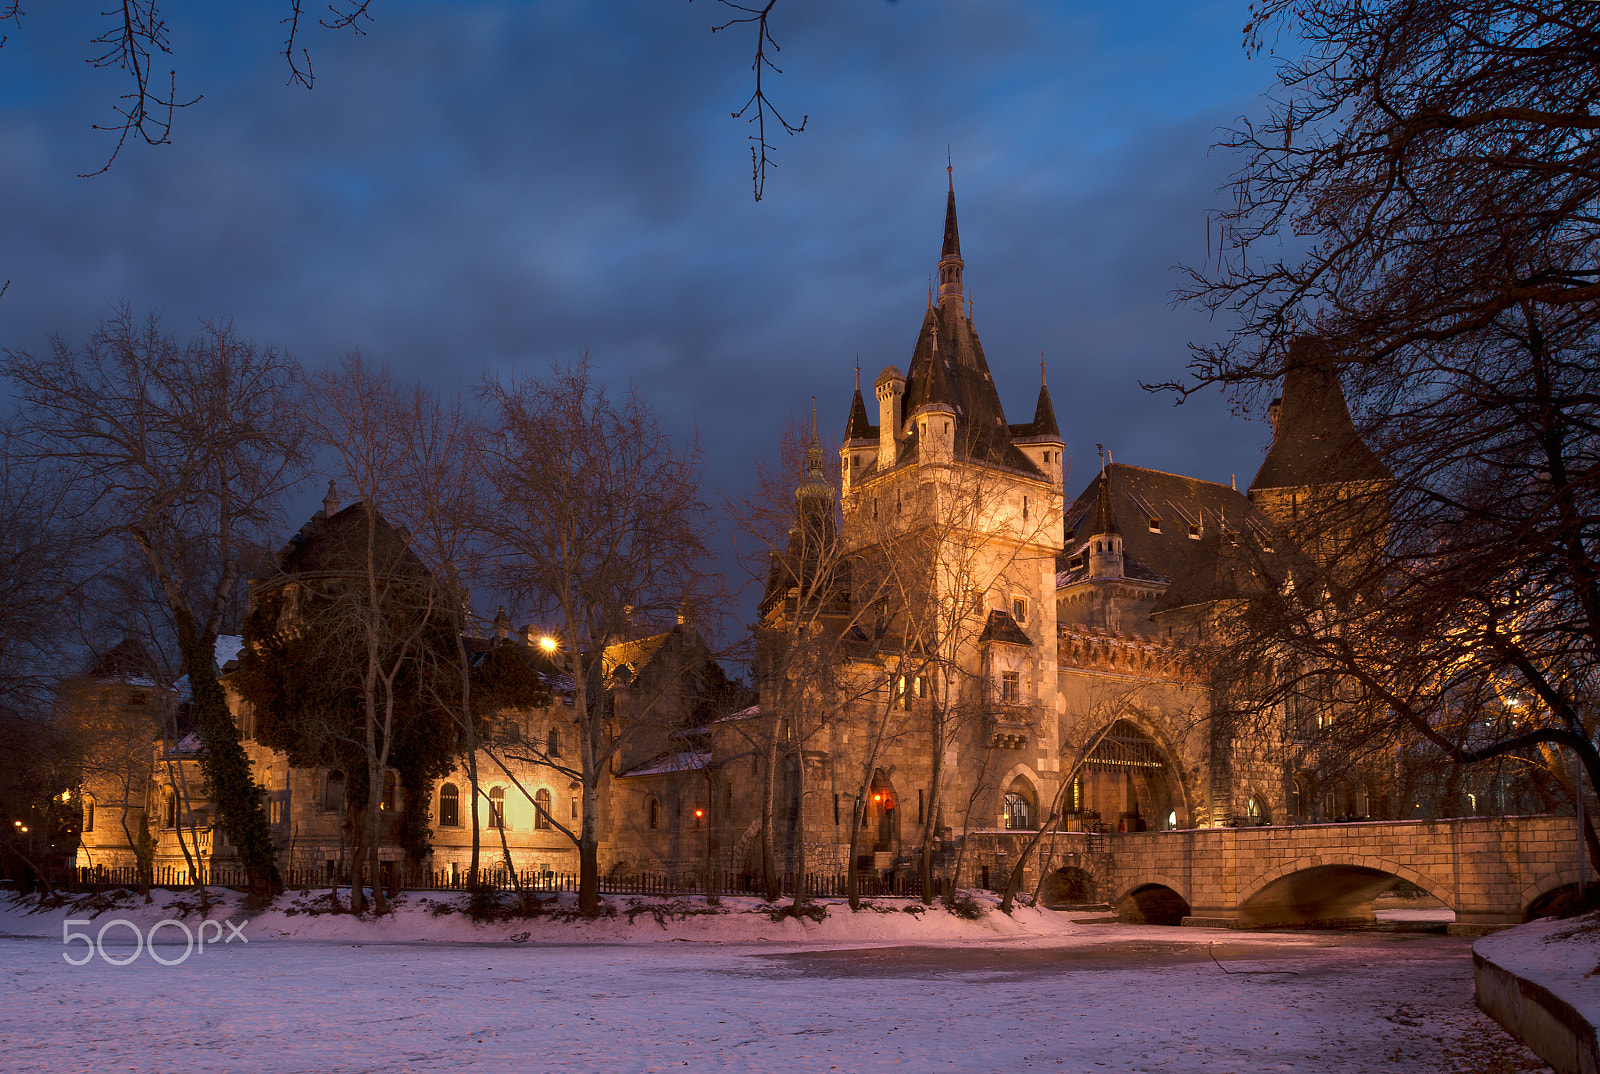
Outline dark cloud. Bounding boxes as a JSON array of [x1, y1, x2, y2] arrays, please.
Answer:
[[0, 0, 1283, 625]]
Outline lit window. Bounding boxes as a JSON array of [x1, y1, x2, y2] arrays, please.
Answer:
[[534, 789, 552, 830], [488, 787, 506, 829], [1188, 524, 1201, 539], [439, 783, 460, 827], [380, 771, 399, 812], [82, 797, 95, 833], [1148, 517, 1161, 533]]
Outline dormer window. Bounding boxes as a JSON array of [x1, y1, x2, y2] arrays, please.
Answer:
[[1188, 524, 1202, 540], [1148, 517, 1161, 533], [1068, 553, 1085, 571]]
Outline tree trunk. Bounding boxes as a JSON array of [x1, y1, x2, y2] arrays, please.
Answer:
[[791, 734, 807, 910], [177, 630, 281, 895], [761, 713, 782, 902]]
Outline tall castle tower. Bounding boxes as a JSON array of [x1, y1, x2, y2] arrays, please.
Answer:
[[836, 173, 1067, 820]]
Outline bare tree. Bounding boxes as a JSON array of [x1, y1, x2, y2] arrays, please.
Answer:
[[5, 308, 308, 894], [477, 357, 715, 916], [1167, 1, 1600, 865]]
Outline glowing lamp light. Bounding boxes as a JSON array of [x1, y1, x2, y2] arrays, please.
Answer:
[[693, 809, 705, 819], [872, 793, 882, 803], [538, 636, 559, 653]]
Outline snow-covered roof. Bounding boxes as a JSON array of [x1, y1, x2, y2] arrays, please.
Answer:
[[619, 750, 712, 778]]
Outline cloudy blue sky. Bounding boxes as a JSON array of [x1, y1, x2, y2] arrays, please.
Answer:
[[0, 1, 1291, 615]]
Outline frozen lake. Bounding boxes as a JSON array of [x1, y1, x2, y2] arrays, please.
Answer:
[[0, 925, 1546, 1072]]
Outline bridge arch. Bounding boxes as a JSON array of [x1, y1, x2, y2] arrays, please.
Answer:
[[1520, 866, 1588, 921], [1109, 874, 1192, 925], [1237, 854, 1453, 928]]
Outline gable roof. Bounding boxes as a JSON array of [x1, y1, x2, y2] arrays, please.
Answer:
[[1061, 463, 1279, 583]]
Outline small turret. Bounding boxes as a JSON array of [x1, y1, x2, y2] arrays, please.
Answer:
[[874, 365, 906, 470], [1086, 467, 1124, 580]]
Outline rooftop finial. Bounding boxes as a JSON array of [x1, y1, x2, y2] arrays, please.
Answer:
[[1041, 353, 1047, 386], [854, 356, 861, 391], [947, 146, 953, 192], [322, 479, 339, 518]]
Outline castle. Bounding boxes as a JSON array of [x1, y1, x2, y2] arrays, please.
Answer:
[[72, 181, 1418, 901]]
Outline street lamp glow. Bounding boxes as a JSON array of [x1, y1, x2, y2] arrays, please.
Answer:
[[538, 635, 559, 653]]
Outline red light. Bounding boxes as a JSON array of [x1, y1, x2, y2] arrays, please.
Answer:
[[872, 793, 882, 802], [694, 809, 704, 818]]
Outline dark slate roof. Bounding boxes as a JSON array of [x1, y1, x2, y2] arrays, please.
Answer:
[[941, 181, 961, 261], [274, 500, 430, 581], [889, 304, 1045, 475], [1151, 526, 1284, 615], [1011, 380, 1061, 440], [1250, 343, 1390, 492], [1060, 464, 1280, 582], [844, 388, 877, 440], [85, 636, 162, 684], [978, 609, 1032, 647]]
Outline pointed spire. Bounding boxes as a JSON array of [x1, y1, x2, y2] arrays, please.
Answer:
[[1031, 376, 1060, 439], [322, 479, 339, 518], [797, 397, 833, 504], [1091, 466, 1121, 537], [938, 159, 964, 312], [854, 357, 861, 392]]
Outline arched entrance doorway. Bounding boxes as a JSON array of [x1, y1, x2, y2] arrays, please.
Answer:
[[856, 770, 899, 871], [1078, 720, 1183, 831]]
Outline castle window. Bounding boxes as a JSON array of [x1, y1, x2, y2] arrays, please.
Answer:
[[322, 770, 345, 813], [547, 727, 561, 757], [896, 676, 910, 710], [1068, 553, 1085, 571], [1004, 791, 1032, 830], [439, 783, 460, 827], [1188, 524, 1201, 539], [82, 796, 95, 833], [1000, 671, 1021, 703], [1148, 517, 1161, 533], [1012, 596, 1027, 623], [534, 788, 553, 830], [571, 795, 579, 819], [1023, 495, 1029, 521], [380, 771, 398, 812], [487, 786, 506, 829], [164, 790, 178, 829], [647, 797, 661, 831]]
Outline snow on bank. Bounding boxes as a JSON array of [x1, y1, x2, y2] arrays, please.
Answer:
[[1476, 911, 1600, 1031], [0, 887, 1085, 948]]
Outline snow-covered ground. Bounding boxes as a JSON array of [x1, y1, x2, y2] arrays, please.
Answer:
[[1477, 910, 1600, 1032], [0, 890, 1544, 1073]]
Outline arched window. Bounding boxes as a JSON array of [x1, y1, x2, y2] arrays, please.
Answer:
[[534, 788, 552, 829], [322, 769, 345, 813], [438, 783, 460, 827], [1246, 795, 1270, 825], [1004, 792, 1032, 830], [163, 790, 177, 829], [82, 795, 95, 833], [647, 796, 661, 831], [380, 771, 399, 812], [547, 727, 561, 757], [488, 786, 506, 829]]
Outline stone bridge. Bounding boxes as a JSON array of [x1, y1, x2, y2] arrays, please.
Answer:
[[1080, 815, 1582, 931]]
